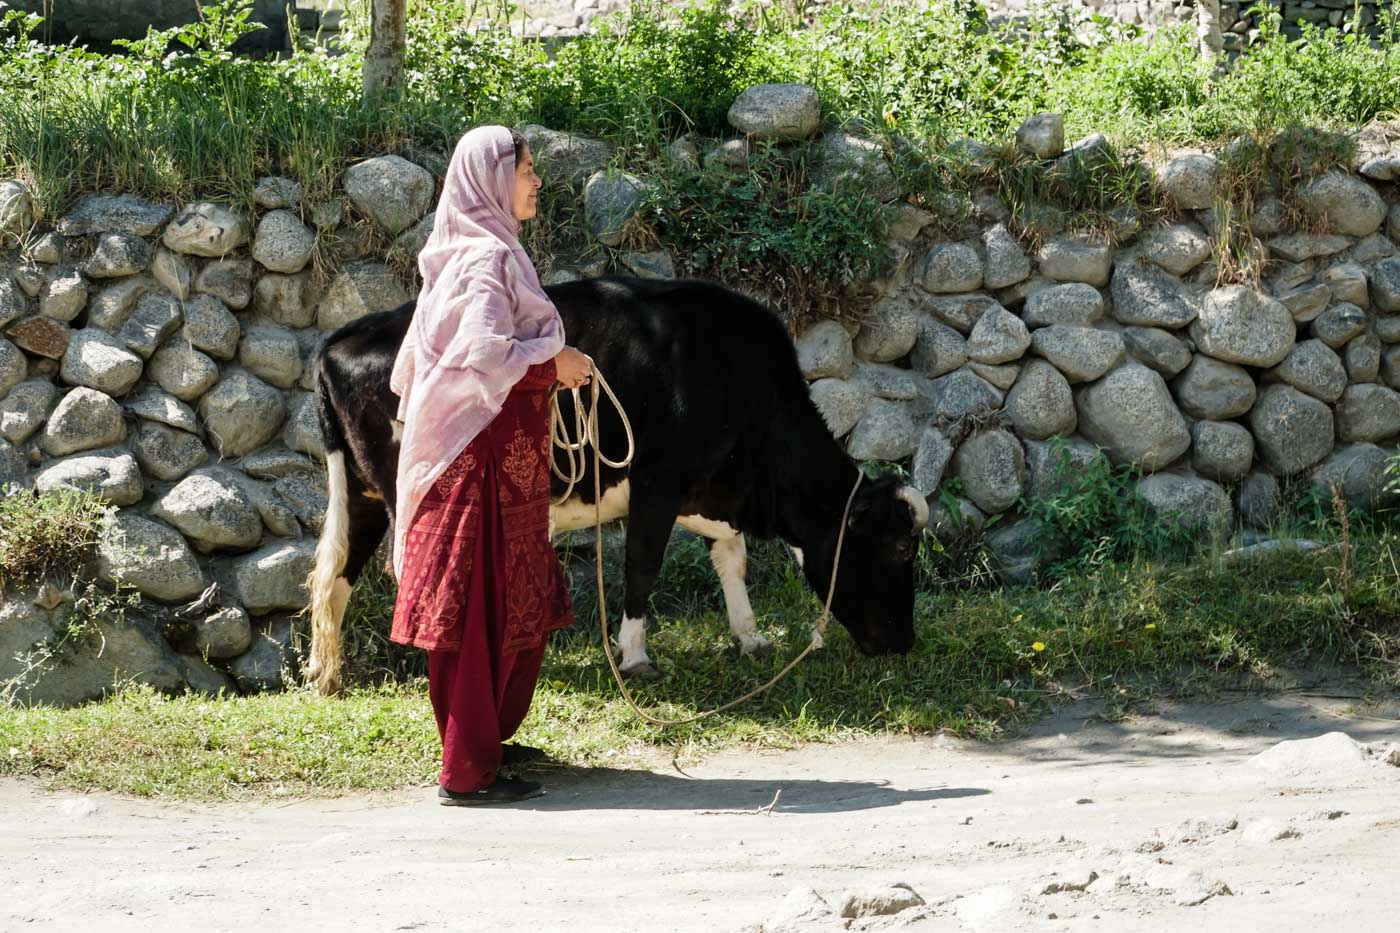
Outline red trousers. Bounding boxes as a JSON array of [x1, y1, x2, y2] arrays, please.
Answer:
[[391, 363, 572, 792]]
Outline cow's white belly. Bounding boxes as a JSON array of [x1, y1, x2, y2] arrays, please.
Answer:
[[550, 479, 632, 535], [548, 480, 741, 540]]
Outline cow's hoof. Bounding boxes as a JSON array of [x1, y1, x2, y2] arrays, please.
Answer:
[[620, 661, 662, 681]]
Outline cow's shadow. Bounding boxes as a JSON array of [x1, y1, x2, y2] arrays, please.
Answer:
[[507, 766, 988, 813]]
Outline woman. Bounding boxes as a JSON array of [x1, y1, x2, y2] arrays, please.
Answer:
[[389, 125, 592, 806]]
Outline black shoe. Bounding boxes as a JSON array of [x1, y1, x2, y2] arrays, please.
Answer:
[[501, 743, 548, 767], [438, 777, 545, 807]]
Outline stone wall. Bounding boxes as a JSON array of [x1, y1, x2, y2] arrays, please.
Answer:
[[2, 85, 1399, 704]]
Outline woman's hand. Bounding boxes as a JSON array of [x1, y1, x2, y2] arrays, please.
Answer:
[[553, 346, 592, 390]]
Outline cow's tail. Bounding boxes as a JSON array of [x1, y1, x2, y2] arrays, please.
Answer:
[[304, 358, 352, 696]]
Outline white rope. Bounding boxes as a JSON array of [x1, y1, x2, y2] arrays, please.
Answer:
[[549, 361, 862, 727]]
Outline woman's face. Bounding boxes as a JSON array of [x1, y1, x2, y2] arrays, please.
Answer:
[[513, 143, 542, 222]]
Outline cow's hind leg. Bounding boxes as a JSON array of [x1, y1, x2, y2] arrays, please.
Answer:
[[709, 534, 770, 656], [618, 485, 683, 680]]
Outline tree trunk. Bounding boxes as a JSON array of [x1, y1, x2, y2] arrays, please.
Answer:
[[363, 0, 407, 101], [1196, 0, 1225, 64]]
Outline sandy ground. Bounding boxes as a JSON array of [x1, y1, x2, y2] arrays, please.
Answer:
[[3, 677, 1399, 932]]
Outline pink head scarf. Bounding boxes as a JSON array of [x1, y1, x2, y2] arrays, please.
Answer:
[[389, 126, 566, 575]]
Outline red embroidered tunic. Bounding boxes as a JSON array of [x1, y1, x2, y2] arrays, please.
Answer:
[[390, 361, 573, 655]]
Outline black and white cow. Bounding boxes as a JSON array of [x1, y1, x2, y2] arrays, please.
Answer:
[[305, 276, 928, 694]]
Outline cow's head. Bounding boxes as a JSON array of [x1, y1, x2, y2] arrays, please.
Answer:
[[802, 475, 927, 656]]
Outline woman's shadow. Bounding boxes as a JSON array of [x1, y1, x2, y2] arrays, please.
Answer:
[[514, 765, 989, 814]]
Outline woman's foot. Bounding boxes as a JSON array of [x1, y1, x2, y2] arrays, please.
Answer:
[[438, 777, 545, 806], [501, 743, 548, 767]]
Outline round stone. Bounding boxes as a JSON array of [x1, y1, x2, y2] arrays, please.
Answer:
[[1075, 362, 1190, 470], [34, 449, 142, 506], [58, 328, 144, 396], [1190, 420, 1254, 482], [153, 468, 264, 553], [130, 420, 209, 482], [239, 324, 303, 389], [1190, 286, 1295, 367], [343, 155, 434, 234], [97, 511, 207, 603], [1022, 283, 1103, 328], [1248, 384, 1335, 476], [952, 429, 1025, 514], [149, 342, 220, 402], [198, 369, 287, 457], [162, 202, 250, 257], [182, 294, 241, 360], [1173, 355, 1257, 419], [796, 320, 854, 380], [40, 387, 126, 457], [251, 209, 316, 274], [1030, 325, 1125, 383], [1006, 360, 1076, 440], [727, 83, 820, 140], [1265, 339, 1346, 403]]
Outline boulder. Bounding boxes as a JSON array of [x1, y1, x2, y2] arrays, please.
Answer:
[[82, 233, 151, 278], [153, 468, 264, 552], [1110, 261, 1198, 329], [1236, 471, 1281, 530], [0, 277, 28, 330], [910, 317, 967, 377], [272, 475, 328, 534], [1023, 436, 1103, 500], [7, 315, 70, 360], [253, 176, 302, 210], [1265, 339, 1347, 403], [283, 391, 325, 460], [162, 202, 250, 257], [30, 232, 64, 264], [251, 209, 316, 273], [130, 420, 208, 482], [58, 328, 143, 396], [39, 267, 87, 321], [148, 342, 220, 402], [846, 399, 917, 461], [1383, 345, 1400, 386], [181, 294, 241, 360], [1015, 113, 1064, 160], [851, 362, 923, 400], [1022, 282, 1103, 328], [727, 83, 820, 139], [57, 193, 172, 237], [1173, 355, 1256, 419], [967, 306, 1030, 364], [796, 319, 854, 379], [1136, 473, 1232, 535], [925, 294, 1001, 335], [193, 606, 252, 660], [1029, 325, 1125, 383], [968, 361, 1018, 391], [1277, 283, 1332, 324], [521, 125, 612, 187], [229, 616, 306, 693], [199, 369, 287, 457], [1310, 443, 1394, 511], [40, 387, 125, 457], [619, 249, 674, 279], [1122, 326, 1191, 377], [1076, 362, 1190, 470], [238, 324, 303, 389], [344, 155, 434, 235], [0, 179, 34, 237], [1248, 384, 1335, 475], [809, 378, 871, 438], [811, 133, 899, 202], [984, 518, 1057, 585], [853, 297, 918, 362], [0, 378, 56, 444], [34, 449, 142, 506], [1190, 420, 1254, 482], [918, 242, 983, 294], [1376, 258, 1400, 313], [225, 539, 317, 615], [393, 213, 435, 261], [1344, 333, 1381, 383], [1334, 383, 1400, 442], [315, 261, 411, 332], [583, 171, 648, 247], [1145, 224, 1211, 275], [87, 275, 150, 330], [981, 224, 1031, 290], [96, 511, 207, 602], [910, 426, 954, 496], [124, 385, 199, 433], [1190, 286, 1295, 366], [1036, 236, 1113, 286], [928, 496, 987, 543], [1268, 233, 1351, 264], [1320, 262, 1369, 308], [117, 290, 182, 360], [0, 337, 25, 397], [241, 446, 316, 481], [927, 369, 1002, 421], [253, 271, 319, 329], [1296, 171, 1387, 236], [194, 258, 254, 309], [1311, 303, 1368, 350], [0, 437, 24, 488], [953, 429, 1025, 514], [1006, 360, 1076, 440], [1157, 153, 1220, 210]]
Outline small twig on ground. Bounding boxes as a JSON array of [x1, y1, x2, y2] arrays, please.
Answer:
[[697, 788, 782, 817]]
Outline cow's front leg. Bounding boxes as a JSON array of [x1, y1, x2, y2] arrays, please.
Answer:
[[709, 534, 770, 656], [618, 484, 680, 680]]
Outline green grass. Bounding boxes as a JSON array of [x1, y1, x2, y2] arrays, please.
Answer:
[[3, 525, 1398, 801]]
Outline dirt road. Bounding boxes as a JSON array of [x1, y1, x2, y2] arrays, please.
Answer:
[[4, 681, 1398, 932]]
